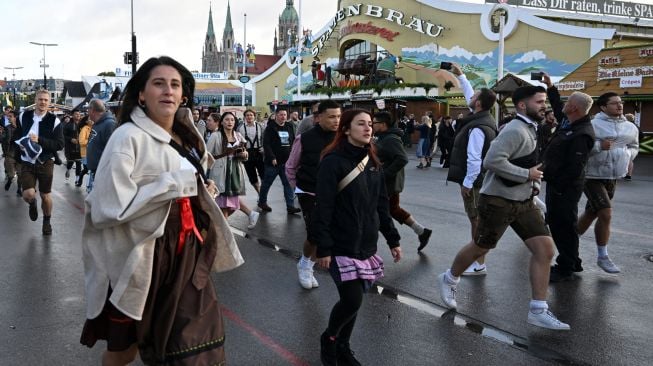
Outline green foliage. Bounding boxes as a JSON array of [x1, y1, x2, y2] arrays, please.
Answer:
[[97, 71, 116, 77]]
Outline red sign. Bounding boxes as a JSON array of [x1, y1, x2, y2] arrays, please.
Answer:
[[340, 21, 400, 42], [640, 47, 653, 57]]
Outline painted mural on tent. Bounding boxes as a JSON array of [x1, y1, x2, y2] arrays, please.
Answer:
[[401, 43, 580, 89], [279, 43, 579, 97]]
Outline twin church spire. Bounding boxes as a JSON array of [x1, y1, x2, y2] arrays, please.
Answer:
[[202, 1, 236, 75]]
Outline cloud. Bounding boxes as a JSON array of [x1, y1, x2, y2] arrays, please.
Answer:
[[0, 0, 337, 80], [514, 50, 547, 63]]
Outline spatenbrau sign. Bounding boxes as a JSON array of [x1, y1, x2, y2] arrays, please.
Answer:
[[486, 0, 653, 20]]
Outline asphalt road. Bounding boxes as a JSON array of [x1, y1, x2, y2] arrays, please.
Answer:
[[0, 152, 651, 365]]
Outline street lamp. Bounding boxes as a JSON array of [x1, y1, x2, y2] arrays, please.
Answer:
[[242, 13, 247, 106], [4, 66, 23, 106], [29, 41, 58, 89], [131, 0, 138, 75], [296, 0, 302, 98]]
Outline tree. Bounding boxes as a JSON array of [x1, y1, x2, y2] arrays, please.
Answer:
[[97, 71, 116, 77]]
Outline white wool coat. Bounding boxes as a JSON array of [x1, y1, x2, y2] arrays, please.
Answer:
[[82, 107, 243, 320]]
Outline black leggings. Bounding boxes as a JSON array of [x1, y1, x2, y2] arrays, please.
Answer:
[[326, 279, 365, 343], [66, 159, 83, 177]]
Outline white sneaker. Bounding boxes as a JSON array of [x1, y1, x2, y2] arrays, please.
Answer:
[[311, 274, 319, 288], [297, 261, 314, 289], [597, 256, 620, 273], [437, 273, 457, 309], [527, 309, 570, 330], [247, 211, 260, 229], [462, 262, 487, 276]]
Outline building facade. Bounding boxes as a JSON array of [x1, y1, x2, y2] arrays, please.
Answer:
[[252, 0, 653, 120]]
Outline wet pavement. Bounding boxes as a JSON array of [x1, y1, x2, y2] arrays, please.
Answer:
[[1, 152, 652, 365]]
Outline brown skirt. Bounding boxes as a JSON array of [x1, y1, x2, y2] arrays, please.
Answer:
[[81, 197, 226, 365]]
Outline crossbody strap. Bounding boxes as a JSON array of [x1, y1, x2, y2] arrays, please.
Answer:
[[337, 155, 369, 193], [169, 140, 207, 181]]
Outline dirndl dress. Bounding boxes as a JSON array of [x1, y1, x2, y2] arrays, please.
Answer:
[[80, 197, 226, 365]]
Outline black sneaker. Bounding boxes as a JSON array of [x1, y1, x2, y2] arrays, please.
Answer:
[[320, 332, 338, 366], [258, 202, 272, 212], [42, 222, 52, 236], [287, 207, 301, 215], [28, 200, 38, 221], [624, 175, 632, 181], [418, 228, 432, 251], [337, 342, 362, 366], [4, 178, 12, 191]]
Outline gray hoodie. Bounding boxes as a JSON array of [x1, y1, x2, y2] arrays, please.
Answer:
[[585, 112, 639, 179]]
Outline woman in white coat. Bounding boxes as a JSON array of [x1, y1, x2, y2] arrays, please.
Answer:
[[80, 56, 243, 366]]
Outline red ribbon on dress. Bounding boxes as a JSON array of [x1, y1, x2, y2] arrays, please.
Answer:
[[176, 197, 204, 255]]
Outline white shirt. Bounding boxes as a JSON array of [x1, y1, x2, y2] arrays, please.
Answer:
[[456, 73, 485, 188], [463, 128, 485, 189], [457, 74, 475, 109]]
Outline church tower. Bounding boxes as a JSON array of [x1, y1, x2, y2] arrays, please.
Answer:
[[274, 0, 299, 56], [201, 4, 219, 73], [219, 0, 237, 78]]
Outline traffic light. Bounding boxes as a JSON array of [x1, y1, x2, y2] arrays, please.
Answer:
[[124, 52, 139, 65]]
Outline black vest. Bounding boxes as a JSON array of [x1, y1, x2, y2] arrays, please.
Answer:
[[296, 125, 335, 193], [19, 110, 59, 162], [447, 111, 497, 187]]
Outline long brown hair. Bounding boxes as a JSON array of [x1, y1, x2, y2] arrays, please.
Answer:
[[321, 109, 380, 168]]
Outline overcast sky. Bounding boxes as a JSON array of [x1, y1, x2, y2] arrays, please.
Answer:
[[1, 0, 649, 82], [0, 0, 345, 81]]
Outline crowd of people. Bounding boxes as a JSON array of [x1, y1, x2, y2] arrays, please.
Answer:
[[0, 55, 641, 365]]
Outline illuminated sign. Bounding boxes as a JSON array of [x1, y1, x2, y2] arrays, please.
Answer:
[[485, 0, 653, 19], [312, 4, 445, 56], [598, 66, 653, 80], [340, 21, 401, 41]]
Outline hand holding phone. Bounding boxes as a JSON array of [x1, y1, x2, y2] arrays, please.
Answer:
[[530, 72, 544, 81], [440, 61, 452, 71]]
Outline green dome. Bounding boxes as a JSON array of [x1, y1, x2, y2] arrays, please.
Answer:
[[280, 1, 298, 23]]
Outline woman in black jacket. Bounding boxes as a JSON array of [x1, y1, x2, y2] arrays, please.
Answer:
[[313, 109, 402, 366]]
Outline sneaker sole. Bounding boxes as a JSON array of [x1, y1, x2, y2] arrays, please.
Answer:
[[527, 318, 570, 331], [461, 270, 487, 276]]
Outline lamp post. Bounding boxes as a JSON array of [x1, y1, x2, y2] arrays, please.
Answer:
[[296, 0, 302, 98], [29, 42, 58, 89], [131, 0, 138, 75], [4, 66, 23, 106], [242, 13, 247, 107]]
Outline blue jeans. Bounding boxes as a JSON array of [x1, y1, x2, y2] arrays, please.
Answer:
[[258, 163, 295, 208]]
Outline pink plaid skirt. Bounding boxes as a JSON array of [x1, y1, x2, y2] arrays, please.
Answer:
[[329, 254, 384, 290]]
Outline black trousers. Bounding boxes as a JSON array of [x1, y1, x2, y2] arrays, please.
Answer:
[[546, 183, 584, 273], [243, 151, 264, 187]]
